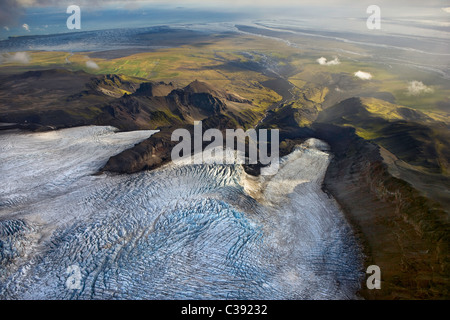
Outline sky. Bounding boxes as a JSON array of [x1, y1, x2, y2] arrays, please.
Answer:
[[1, 0, 449, 37]]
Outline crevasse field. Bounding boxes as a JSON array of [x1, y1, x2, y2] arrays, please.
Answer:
[[0, 126, 363, 299]]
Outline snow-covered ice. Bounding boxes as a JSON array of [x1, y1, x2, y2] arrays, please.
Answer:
[[0, 126, 363, 299]]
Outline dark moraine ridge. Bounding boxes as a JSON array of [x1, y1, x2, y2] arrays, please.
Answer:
[[314, 123, 450, 300], [101, 118, 450, 300]]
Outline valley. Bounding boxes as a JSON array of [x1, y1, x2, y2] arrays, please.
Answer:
[[0, 23, 449, 300]]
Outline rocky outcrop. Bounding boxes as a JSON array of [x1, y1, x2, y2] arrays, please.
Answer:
[[134, 81, 175, 97], [313, 123, 450, 299], [167, 89, 227, 117], [101, 128, 176, 174], [0, 70, 252, 133], [183, 80, 252, 104], [316, 97, 450, 174], [101, 114, 248, 174], [87, 74, 141, 98]]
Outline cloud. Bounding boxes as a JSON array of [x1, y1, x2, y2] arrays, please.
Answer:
[[317, 57, 340, 66], [0, 52, 31, 64], [0, 0, 447, 28], [86, 60, 99, 69], [4, 26, 10, 31], [407, 81, 434, 95], [442, 7, 450, 13], [0, 0, 24, 26], [354, 71, 372, 80], [22, 23, 30, 31]]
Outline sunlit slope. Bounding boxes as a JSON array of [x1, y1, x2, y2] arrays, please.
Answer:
[[0, 34, 285, 113], [0, 128, 362, 299], [0, 68, 269, 131], [2, 29, 448, 119], [317, 97, 450, 175]]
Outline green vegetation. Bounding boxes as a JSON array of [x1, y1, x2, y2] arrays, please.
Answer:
[[2, 31, 448, 123], [1, 31, 448, 175], [317, 97, 450, 175]]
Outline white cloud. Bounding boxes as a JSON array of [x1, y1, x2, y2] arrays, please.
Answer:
[[22, 23, 30, 31], [86, 60, 99, 69], [407, 81, 434, 96], [442, 7, 450, 13], [4, 26, 9, 31], [317, 57, 340, 66], [0, 52, 30, 64], [354, 71, 372, 80]]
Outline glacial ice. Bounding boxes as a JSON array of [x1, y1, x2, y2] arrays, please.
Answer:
[[0, 126, 363, 299]]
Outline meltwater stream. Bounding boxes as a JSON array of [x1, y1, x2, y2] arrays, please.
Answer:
[[0, 126, 363, 299]]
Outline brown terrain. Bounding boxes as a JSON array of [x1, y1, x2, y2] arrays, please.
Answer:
[[0, 69, 448, 299], [314, 124, 449, 299]]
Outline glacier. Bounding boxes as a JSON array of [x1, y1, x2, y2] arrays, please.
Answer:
[[0, 126, 363, 299]]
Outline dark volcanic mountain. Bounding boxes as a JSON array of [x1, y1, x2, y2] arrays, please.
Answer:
[[1, 69, 449, 300], [317, 97, 450, 174], [0, 69, 256, 131]]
